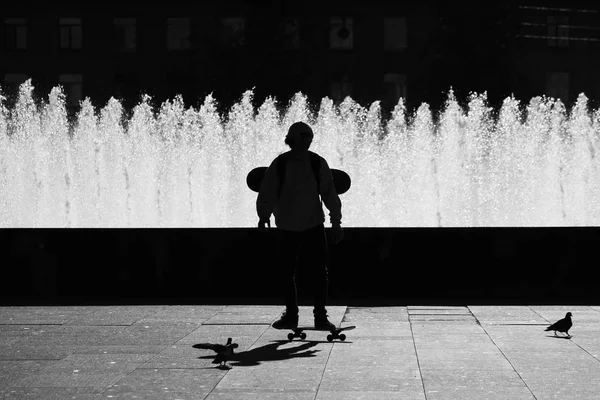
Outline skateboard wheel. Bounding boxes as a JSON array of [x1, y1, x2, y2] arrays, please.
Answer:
[[300, 333, 307, 340], [287, 333, 294, 341], [327, 334, 333, 342], [339, 334, 346, 341]]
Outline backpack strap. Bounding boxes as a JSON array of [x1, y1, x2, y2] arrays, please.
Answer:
[[309, 151, 321, 195], [275, 152, 290, 199]]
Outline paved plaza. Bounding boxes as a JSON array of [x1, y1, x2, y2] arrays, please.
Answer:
[[0, 304, 599, 399]]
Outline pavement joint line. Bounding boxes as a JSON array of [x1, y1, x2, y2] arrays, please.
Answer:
[[568, 339, 600, 364], [314, 307, 345, 400], [408, 311, 429, 400], [469, 306, 540, 400]]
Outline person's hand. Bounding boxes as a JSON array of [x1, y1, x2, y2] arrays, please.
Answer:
[[331, 225, 344, 244], [258, 218, 271, 233]]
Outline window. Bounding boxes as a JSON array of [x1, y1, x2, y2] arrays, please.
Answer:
[[330, 17, 353, 50], [59, 18, 82, 50], [114, 18, 136, 51], [546, 72, 569, 102], [384, 73, 407, 106], [548, 16, 569, 47], [278, 18, 300, 50], [4, 18, 27, 50], [59, 74, 83, 107], [221, 17, 245, 47], [166, 18, 191, 50], [384, 17, 407, 50], [330, 75, 353, 102]]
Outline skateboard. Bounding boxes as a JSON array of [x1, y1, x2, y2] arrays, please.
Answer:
[[277, 325, 356, 342], [246, 167, 351, 195]]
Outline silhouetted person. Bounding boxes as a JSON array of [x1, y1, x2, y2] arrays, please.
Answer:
[[257, 121, 343, 330]]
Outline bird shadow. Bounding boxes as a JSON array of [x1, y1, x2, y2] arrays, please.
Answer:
[[195, 340, 322, 368], [546, 335, 572, 339]]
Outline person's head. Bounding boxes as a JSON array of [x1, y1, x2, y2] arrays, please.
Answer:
[[285, 121, 313, 151]]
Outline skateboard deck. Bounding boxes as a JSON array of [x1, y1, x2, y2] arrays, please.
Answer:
[[247, 167, 351, 195], [276, 325, 356, 342]]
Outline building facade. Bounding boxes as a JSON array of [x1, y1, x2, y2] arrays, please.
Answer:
[[2, 2, 600, 114]]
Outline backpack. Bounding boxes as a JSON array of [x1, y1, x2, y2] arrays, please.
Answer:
[[275, 151, 321, 199]]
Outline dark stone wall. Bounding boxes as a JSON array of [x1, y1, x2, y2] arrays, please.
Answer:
[[1, 227, 598, 305]]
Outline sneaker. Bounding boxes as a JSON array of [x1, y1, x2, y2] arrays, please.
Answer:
[[271, 312, 298, 329], [314, 314, 336, 330]]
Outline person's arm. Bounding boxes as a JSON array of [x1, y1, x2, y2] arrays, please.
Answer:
[[256, 158, 280, 222], [319, 158, 342, 226]]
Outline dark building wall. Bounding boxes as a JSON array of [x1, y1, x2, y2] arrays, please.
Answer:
[[2, 2, 600, 114]]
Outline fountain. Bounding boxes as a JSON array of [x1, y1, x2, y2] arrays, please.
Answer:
[[1, 80, 599, 228]]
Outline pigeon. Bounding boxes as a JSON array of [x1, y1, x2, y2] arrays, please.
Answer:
[[193, 337, 239, 368], [545, 312, 573, 337]]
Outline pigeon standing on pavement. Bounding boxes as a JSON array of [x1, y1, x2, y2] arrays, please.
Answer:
[[193, 337, 239, 368], [545, 312, 573, 337]]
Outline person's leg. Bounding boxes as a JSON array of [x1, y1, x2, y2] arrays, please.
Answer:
[[301, 224, 330, 322], [276, 228, 301, 318]]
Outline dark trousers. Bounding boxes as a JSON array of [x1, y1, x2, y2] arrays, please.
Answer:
[[276, 224, 329, 316]]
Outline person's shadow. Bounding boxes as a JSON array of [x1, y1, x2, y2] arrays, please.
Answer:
[[194, 340, 321, 367]]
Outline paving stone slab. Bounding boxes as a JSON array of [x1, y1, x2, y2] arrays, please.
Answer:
[[408, 309, 471, 315], [0, 387, 103, 399], [11, 331, 125, 347], [216, 365, 324, 391], [410, 322, 486, 335], [409, 315, 477, 322], [78, 345, 170, 355], [316, 390, 426, 400], [343, 308, 408, 322], [36, 353, 155, 373], [327, 340, 418, 363], [0, 360, 54, 386], [207, 389, 316, 400], [101, 368, 226, 399], [530, 306, 599, 325], [10, 354, 155, 389], [0, 344, 90, 360], [0, 307, 95, 325], [412, 333, 497, 347], [12, 372, 129, 389], [142, 344, 241, 369], [415, 349, 514, 371], [408, 306, 466, 310], [319, 365, 421, 391], [137, 306, 224, 324], [468, 306, 547, 324], [570, 337, 600, 359], [177, 324, 269, 345], [521, 369, 600, 400], [108, 323, 200, 345], [64, 306, 166, 326], [326, 353, 418, 370], [421, 368, 535, 400], [0, 324, 67, 337]]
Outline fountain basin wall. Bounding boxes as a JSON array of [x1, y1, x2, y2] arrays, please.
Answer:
[[2, 227, 598, 305]]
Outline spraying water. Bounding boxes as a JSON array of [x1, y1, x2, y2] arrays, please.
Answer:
[[1, 80, 599, 227]]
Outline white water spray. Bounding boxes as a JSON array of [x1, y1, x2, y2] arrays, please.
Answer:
[[1, 80, 599, 227]]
